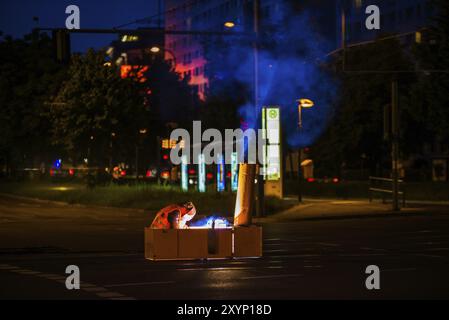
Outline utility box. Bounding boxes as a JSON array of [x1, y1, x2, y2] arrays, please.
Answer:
[[234, 226, 263, 258], [145, 226, 262, 261]]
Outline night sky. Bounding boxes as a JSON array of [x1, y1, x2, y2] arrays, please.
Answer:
[[0, 0, 159, 52]]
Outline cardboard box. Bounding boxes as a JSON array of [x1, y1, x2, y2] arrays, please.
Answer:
[[177, 229, 209, 259], [207, 229, 233, 259], [233, 226, 263, 258], [144, 227, 178, 260]]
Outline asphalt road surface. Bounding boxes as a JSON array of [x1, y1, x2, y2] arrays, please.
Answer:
[[1, 195, 449, 299]]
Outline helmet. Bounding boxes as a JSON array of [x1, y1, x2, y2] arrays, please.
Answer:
[[179, 202, 196, 228]]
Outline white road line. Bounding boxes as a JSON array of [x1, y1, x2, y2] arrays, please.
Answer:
[[179, 267, 252, 271], [240, 274, 302, 280], [16, 271, 42, 275], [95, 292, 125, 298], [83, 287, 108, 292], [104, 281, 175, 288], [383, 268, 417, 272]]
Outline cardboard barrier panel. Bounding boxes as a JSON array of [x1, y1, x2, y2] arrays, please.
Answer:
[[178, 229, 209, 259], [145, 226, 262, 260], [145, 228, 178, 260], [233, 226, 263, 258], [207, 229, 233, 259]]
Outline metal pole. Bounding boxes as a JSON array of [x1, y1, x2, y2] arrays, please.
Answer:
[[298, 149, 303, 202], [392, 80, 400, 211], [341, 7, 346, 71], [254, 0, 264, 217]]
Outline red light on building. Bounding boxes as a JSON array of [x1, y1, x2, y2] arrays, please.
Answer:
[[206, 173, 213, 180], [69, 169, 75, 176], [50, 169, 55, 177], [188, 169, 196, 175], [227, 172, 232, 178], [307, 178, 315, 183], [162, 154, 169, 160], [333, 178, 340, 183], [120, 65, 149, 83], [120, 170, 126, 177], [146, 170, 152, 178]]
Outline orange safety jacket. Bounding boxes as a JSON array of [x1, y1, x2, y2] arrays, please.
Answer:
[[150, 204, 190, 229]]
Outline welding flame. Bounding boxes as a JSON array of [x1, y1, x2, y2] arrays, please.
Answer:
[[189, 216, 231, 229]]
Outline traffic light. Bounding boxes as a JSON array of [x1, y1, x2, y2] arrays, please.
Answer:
[[53, 29, 71, 63]]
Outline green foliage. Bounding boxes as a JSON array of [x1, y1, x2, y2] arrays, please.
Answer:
[[314, 38, 414, 176], [410, 0, 449, 145], [0, 33, 66, 169], [50, 49, 147, 165]]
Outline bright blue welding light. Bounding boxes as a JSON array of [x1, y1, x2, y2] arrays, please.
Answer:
[[54, 159, 62, 169]]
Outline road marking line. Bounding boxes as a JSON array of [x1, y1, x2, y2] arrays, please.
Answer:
[[0, 263, 137, 300], [179, 267, 252, 271], [104, 281, 175, 288], [304, 265, 322, 268], [83, 287, 108, 292], [80, 283, 97, 288], [316, 243, 340, 247], [15, 270, 42, 275], [383, 268, 417, 272], [0, 264, 18, 270], [95, 292, 125, 298], [240, 274, 302, 280]]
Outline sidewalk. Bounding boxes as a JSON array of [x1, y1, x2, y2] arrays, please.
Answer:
[[254, 198, 449, 223]]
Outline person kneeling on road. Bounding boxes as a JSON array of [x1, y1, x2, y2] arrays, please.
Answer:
[[150, 202, 196, 229]]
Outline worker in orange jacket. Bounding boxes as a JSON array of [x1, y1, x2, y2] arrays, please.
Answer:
[[150, 202, 196, 229]]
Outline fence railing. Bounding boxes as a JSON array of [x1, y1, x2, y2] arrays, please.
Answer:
[[369, 176, 406, 207]]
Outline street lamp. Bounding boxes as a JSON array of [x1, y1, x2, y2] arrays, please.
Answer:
[[297, 98, 314, 129], [224, 21, 236, 29], [296, 98, 315, 202], [149, 46, 177, 70]]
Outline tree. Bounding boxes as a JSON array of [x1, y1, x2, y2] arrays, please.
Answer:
[[411, 0, 449, 146], [50, 49, 147, 166], [0, 32, 66, 173], [313, 38, 415, 177]]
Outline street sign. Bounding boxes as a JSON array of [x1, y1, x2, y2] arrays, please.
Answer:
[[262, 107, 283, 199]]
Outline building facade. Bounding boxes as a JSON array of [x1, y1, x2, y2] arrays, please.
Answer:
[[337, 0, 434, 46], [164, 0, 284, 100]]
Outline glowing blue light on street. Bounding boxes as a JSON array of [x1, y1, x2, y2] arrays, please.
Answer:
[[198, 154, 206, 193], [181, 155, 188, 192], [54, 159, 62, 169], [231, 152, 238, 192], [217, 154, 225, 192]]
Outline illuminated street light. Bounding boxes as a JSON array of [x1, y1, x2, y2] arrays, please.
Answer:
[[224, 21, 236, 29], [297, 98, 315, 129], [296, 98, 315, 203], [298, 99, 314, 108], [148, 46, 177, 70]]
